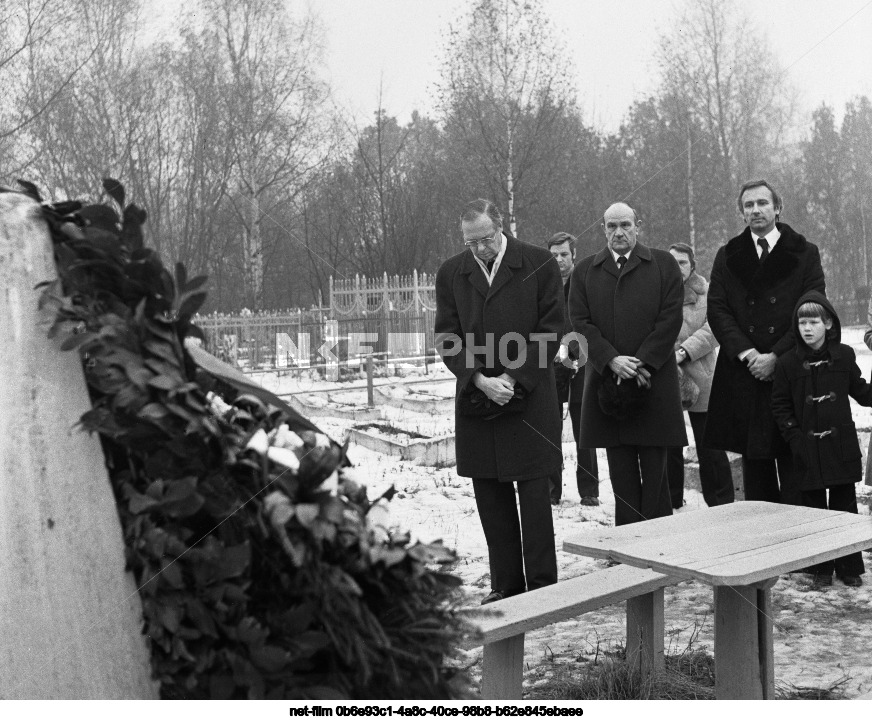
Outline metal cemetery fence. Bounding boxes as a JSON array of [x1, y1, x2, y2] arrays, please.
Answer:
[[193, 270, 437, 374]]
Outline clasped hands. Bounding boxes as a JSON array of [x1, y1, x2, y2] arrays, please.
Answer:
[[473, 371, 517, 405], [607, 355, 651, 389], [744, 349, 777, 381]]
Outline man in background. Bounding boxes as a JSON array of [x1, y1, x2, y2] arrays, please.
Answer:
[[547, 232, 600, 506]]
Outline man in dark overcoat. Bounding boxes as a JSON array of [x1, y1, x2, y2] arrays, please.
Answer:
[[569, 203, 686, 526], [547, 232, 599, 506], [435, 199, 564, 604], [705, 179, 825, 504]]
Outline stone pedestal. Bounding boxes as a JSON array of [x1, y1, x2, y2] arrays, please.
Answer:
[[0, 193, 157, 698]]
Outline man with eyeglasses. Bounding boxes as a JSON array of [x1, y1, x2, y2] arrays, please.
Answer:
[[569, 202, 686, 526], [435, 198, 564, 604]]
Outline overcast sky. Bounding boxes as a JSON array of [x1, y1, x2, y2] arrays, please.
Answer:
[[145, 0, 872, 134]]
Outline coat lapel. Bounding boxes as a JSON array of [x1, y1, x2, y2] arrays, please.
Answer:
[[592, 247, 620, 279], [725, 223, 802, 290], [459, 248, 490, 299], [620, 242, 651, 278], [487, 235, 523, 301]]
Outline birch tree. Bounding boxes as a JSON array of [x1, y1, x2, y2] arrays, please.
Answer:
[[437, 0, 575, 237], [201, 0, 329, 309]]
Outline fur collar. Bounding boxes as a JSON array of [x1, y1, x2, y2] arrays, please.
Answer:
[[683, 272, 707, 304], [724, 222, 807, 290]]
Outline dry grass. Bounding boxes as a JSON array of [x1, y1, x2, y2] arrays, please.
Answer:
[[527, 626, 850, 700]]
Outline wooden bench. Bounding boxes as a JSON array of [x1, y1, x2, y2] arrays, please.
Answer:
[[463, 564, 676, 699]]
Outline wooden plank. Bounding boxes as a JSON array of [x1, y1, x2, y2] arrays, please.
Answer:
[[564, 507, 872, 586], [637, 513, 870, 583], [562, 503, 801, 562], [693, 522, 872, 585], [606, 506, 856, 566], [563, 501, 777, 556], [481, 635, 524, 700], [626, 589, 665, 675], [463, 565, 674, 646], [714, 585, 764, 699]]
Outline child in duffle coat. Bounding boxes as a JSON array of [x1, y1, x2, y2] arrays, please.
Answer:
[[771, 290, 872, 589]]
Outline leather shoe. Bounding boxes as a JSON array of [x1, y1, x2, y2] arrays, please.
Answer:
[[550, 496, 561, 506], [481, 589, 523, 605], [839, 574, 862, 587], [579, 496, 600, 507]]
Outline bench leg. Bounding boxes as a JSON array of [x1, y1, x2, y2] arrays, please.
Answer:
[[481, 634, 525, 700], [626, 588, 665, 676], [757, 585, 775, 699], [714, 584, 775, 699]]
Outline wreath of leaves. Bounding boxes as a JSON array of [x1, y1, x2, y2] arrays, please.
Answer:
[[20, 179, 471, 699]]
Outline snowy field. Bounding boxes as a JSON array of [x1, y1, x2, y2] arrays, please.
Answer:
[[251, 327, 872, 698]]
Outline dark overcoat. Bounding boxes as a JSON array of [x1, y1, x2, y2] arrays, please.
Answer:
[[771, 291, 872, 490], [568, 242, 687, 448], [705, 223, 826, 458], [434, 235, 564, 482]]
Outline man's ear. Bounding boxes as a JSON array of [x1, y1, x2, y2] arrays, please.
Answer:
[[825, 318, 834, 330]]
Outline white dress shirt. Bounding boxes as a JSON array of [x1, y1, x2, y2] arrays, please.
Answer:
[[473, 232, 507, 285], [738, 227, 782, 360], [753, 227, 781, 257]]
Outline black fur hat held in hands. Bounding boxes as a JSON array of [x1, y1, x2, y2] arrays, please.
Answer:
[[598, 371, 649, 421]]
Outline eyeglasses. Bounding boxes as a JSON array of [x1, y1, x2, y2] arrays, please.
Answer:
[[463, 230, 498, 248]]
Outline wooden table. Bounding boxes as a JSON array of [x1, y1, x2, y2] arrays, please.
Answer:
[[563, 501, 872, 699]]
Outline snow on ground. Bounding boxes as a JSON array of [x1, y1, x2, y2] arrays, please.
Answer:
[[263, 333, 872, 698]]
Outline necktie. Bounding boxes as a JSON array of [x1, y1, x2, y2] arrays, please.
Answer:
[[486, 259, 495, 273], [617, 255, 627, 270], [757, 237, 770, 263]]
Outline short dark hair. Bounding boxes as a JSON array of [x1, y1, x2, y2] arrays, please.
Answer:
[[737, 179, 783, 213], [668, 242, 695, 271], [547, 232, 576, 254], [797, 301, 832, 324], [460, 199, 502, 229]]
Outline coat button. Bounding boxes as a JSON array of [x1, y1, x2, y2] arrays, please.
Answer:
[[768, 326, 775, 333], [749, 325, 755, 333], [770, 297, 776, 303], [749, 298, 756, 305]]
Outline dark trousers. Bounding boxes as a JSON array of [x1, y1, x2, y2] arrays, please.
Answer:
[[803, 485, 866, 577], [605, 446, 672, 526], [741, 454, 801, 505], [549, 401, 599, 501], [666, 411, 734, 508], [472, 476, 558, 593]]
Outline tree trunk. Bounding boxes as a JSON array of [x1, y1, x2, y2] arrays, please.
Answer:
[[244, 190, 264, 309], [861, 196, 868, 290], [506, 120, 516, 237], [686, 120, 696, 253]]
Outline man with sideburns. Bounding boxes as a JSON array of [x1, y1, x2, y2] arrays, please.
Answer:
[[705, 179, 825, 503], [435, 199, 564, 604], [547, 232, 600, 506]]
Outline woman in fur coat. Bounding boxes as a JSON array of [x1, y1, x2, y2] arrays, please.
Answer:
[[666, 244, 734, 507]]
